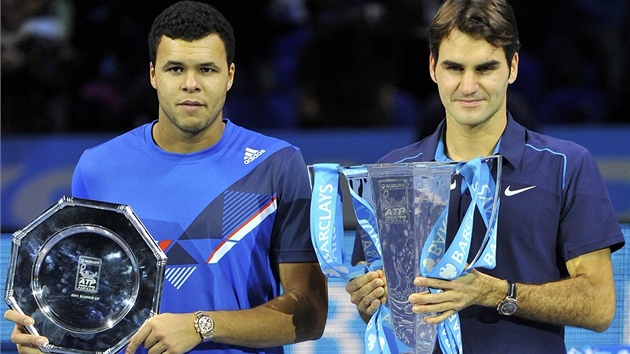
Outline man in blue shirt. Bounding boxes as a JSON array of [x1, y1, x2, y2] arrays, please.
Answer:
[[4, 2, 327, 353], [346, 0, 625, 352]]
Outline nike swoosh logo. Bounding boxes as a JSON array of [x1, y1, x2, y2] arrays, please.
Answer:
[[504, 185, 536, 196]]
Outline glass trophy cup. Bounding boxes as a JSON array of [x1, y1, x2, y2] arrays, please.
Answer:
[[4, 196, 168, 354], [364, 156, 502, 354]]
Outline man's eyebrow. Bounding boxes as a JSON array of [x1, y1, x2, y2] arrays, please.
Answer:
[[441, 60, 463, 68], [161, 60, 220, 67], [475, 59, 501, 68], [440, 59, 502, 68], [159, 60, 185, 69], [197, 62, 220, 67]]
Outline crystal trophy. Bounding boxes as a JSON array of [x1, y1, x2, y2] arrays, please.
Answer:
[[4, 196, 168, 354], [364, 156, 502, 354]]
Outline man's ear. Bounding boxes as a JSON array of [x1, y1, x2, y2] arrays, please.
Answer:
[[150, 62, 157, 89], [226, 63, 235, 91], [508, 52, 519, 84], [429, 53, 437, 83]]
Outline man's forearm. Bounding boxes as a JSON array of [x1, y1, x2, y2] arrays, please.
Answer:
[[513, 275, 615, 332], [209, 287, 327, 347]]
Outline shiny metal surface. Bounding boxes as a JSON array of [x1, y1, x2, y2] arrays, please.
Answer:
[[4, 196, 167, 354]]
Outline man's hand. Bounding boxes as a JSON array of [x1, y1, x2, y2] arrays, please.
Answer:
[[125, 313, 201, 354], [345, 269, 387, 322], [3, 309, 49, 354], [408, 269, 497, 324]]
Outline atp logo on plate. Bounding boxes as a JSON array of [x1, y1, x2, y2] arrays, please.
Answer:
[[75, 255, 101, 293]]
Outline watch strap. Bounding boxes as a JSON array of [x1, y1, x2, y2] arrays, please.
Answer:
[[506, 280, 516, 299], [497, 280, 518, 316]]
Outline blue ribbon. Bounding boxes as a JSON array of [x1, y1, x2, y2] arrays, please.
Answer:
[[310, 163, 369, 279], [419, 157, 500, 354], [366, 306, 398, 354], [339, 166, 383, 270], [311, 164, 398, 354]]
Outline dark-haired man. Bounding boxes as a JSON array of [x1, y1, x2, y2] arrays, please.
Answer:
[[4, 2, 327, 353]]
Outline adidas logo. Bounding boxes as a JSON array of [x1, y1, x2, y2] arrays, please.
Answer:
[[244, 147, 265, 164]]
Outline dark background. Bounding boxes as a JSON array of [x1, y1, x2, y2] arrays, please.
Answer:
[[2, 0, 629, 135]]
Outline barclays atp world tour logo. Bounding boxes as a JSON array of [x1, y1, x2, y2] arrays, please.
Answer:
[[379, 179, 410, 224], [75, 256, 101, 294]]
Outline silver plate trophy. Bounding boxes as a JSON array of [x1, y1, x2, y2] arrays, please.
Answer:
[[4, 196, 167, 354], [364, 156, 502, 354]]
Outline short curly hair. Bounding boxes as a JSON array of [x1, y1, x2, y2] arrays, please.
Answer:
[[148, 1, 236, 66]]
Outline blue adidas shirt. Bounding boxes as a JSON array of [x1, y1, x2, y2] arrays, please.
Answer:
[[72, 119, 316, 354], [353, 114, 625, 353]]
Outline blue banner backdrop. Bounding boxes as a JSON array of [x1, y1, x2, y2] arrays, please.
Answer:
[[1, 125, 628, 234]]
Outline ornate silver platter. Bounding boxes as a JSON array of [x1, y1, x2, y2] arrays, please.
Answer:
[[4, 196, 167, 354]]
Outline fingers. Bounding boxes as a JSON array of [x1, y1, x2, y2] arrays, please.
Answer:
[[4, 309, 33, 326], [408, 276, 476, 324], [124, 338, 140, 354], [345, 271, 387, 317], [16, 343, 47, 354], [363, 298, 384, 317], [413, 276, 455, 290], [125, 324, 150, 354], [11, 326, 49, 354], [345, 271, 383, 304], [11, 325, 48, 346], [345, 274, 366, 297], [4, 310, 49, 351], [409, 291, 456, 316], [422, 310, 456, 325]]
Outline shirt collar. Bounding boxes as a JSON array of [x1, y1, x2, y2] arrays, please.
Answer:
[[431, 112, 526, 168], [496, 113, 526, 170]]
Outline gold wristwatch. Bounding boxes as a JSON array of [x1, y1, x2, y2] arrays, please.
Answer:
[[194, 311, 215, 342]]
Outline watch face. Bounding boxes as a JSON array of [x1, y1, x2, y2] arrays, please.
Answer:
[[199, 316, 214, 333], [499, 300, 517, 315], [196, 315, 214, 340]]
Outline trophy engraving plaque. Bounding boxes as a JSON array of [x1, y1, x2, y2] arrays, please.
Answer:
[[4, 196, 167, 354]]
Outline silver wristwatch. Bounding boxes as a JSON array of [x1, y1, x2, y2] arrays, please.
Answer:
[[497, 280, 518, 316], [194, 311, 215, 342]]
